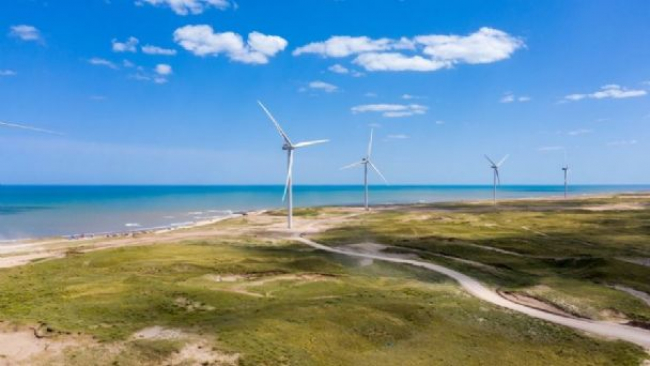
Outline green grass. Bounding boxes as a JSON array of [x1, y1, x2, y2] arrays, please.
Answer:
[[314, 196, 650, 323], [0, 235, 646, 365]]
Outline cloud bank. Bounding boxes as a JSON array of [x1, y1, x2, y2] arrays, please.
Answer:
[[294, 28, 523, 72]]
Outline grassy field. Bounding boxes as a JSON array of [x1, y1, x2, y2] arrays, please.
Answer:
[[314, 195, 650, 324], [0, 197, 648, 365]]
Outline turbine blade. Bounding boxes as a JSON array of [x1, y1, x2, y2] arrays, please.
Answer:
[[0, 121, 63, 135], [282, 152, 293, 202], [340, 161, 363, 170], [484, 154, 496, 166], [367, 128, 374, 158], [257, 101, 292, 145], [497, 154, 510, 167], [495, 168, 501, 185], [293, 139, 329, 148], [368, 161, 389, 185]]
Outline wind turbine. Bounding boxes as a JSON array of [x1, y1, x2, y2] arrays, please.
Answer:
[[484, 154, 509, 205], [562, 151, 569, 199], [258, 101, 328, 229], [341, 129, 388, 211]]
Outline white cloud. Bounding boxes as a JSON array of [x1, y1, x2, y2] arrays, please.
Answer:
[[0, 70, 17, 77], [136, 0, 231, 15], [353, 52, 450, 72], [414, 28, 523, 64], [364, 92, 378, 98], [328, 64, 349, 74], [293, 36, 399, 58], [88, 58, 118, 69], [607, 139, 638, 147], [538, 146, 564, 151], [9, 25, 42, 42], [401, 94, 425, 100], [567, 128, 592, 136], [123, 59, 136, 68], [173, 25, 287, 64], [112, 37, 139, 53], [294, 27, 523, 72], [351, 103, 428, 118], [155, 63, 173, 75], [142, 45, 178, 55], [387, 134, 409, 139], [564, 84, 647, 101], [131, 64, 172, 84], [307, 80, 338, 93], [500, 92, 531, 103]]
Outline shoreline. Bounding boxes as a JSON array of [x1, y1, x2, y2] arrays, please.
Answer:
[[0, 211, 257, 248], [2, 190, 648, 246]]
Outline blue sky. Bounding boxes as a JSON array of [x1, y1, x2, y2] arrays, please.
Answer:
[[0, 0, 649, 185]]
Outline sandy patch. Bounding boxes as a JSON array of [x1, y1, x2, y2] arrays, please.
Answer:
[[169, 343, 239, 366], [0, 323, 91, 366], [583, 203, 645, 211], [132, 326, 239, 365], [132, 326, 185, 341], [204, 272, 339, 298]]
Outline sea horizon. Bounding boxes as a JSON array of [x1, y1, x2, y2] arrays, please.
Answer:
[[2, 184, 649, 241]]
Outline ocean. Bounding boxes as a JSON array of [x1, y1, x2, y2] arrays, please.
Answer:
[[1, 185, 649, 241]]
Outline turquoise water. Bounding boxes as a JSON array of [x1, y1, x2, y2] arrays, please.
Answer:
[[1, 185, 649, 240]]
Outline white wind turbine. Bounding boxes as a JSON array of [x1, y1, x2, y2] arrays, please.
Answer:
[[258, 101, 329, 229], [484, 154, 509, 205], [562, 151, 569, 199], [341, 129, 388, 211]]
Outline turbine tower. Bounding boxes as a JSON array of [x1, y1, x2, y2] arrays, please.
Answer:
[[258, 101, 328, 229], [341, 129, 388, 211], [561, 149, 569, 199], [562, 164, 569, 199], [484, 154, 509, 205]]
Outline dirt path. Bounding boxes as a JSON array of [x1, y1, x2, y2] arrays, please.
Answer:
[[293, 234, 650, 350]]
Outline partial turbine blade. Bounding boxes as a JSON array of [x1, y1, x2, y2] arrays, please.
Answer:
[[282, 152, 293, 202], [293, 139, 329, 148], [484, 155, 496, 166], [495, 168, 501, 185], [257, 101, 292, 145], [0, 121, 63, 135], [368, 161, 389, 185], [340, 161, 363, 170], [367, 128, 374, 158], [497, 154, 510, 167]]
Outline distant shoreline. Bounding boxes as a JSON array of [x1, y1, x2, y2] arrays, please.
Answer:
[[3, 190, 649, 245]]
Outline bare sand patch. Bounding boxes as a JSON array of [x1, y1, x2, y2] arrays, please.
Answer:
[[132, 326, 185, 341], [0, 323, 92, 366], [204, 272, 340, 298], [583, 203, 645, 211], [132, 326, 239, 365]]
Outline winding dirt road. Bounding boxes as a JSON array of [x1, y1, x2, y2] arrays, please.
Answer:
[[294, 235, 650, 350]]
